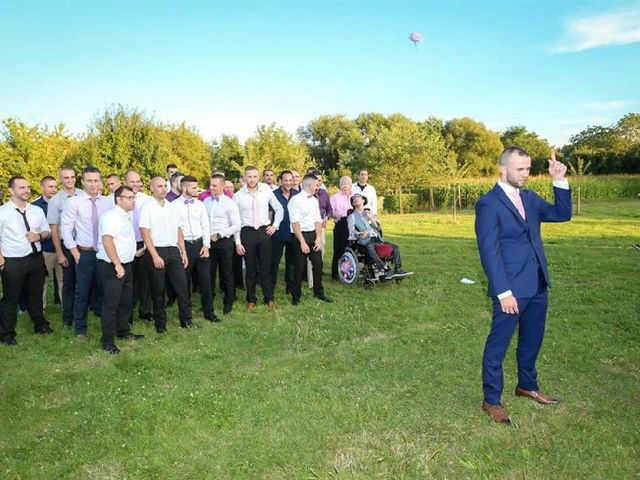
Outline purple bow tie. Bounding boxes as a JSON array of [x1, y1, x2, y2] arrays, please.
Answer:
[[184, 199, 195, 205], [213, 196, 220, 202]]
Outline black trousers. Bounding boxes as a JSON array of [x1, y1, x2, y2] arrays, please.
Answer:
[[210, 236, 235, 308], [292, 231, 324, 301], [233, 251, 244, 289], [240, 226, 274, 303], [145, 247, 192, 329], [331, 217, 349, 279], [61, 247, 76, 325], [271, 237, 295, 294], [0, 253, 49, 342], [132, 243, 152, 318], [98, 260, 132, 347], [184, 239, 213, 318]]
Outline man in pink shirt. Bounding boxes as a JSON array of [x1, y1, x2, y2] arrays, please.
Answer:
[[329, 175, 353, 280]]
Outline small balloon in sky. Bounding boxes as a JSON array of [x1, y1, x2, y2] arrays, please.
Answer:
[[409, 32, 423, 49]]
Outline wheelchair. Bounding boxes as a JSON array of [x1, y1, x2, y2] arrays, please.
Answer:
[[337, 241, 407, 289]]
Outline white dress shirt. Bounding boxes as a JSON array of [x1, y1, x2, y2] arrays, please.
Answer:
[[0, 200, 51, 257], [233, 183, 284, 230], [60, 191, 112, 249], [96, 206, 136, 264], [139, 198, 180, 247], [352, 183, 378, 216], [204, 195, 241, 242], [288, 192, 322, 232], [168, 196, 211, 248]]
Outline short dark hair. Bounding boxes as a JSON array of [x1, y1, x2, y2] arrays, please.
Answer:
[[114, 185, 134, 205], [40, 176, 56, 184], [211, 173, 225, 182], [358, 169, 368, 175], [499, 147, 530, 166], [8, 175, 26, 188], [279, 170, 293, 178], [170, 172, 184, 183], [263, 169, 274, 175], [309, 169, 322, 178], [180, 175, 198, 185], [106, 173, 120, 180], [166, 163, 178, 171], [82, 166, 101, 177]]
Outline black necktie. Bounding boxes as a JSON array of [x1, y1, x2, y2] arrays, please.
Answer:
[[16, 208, 38, 254]]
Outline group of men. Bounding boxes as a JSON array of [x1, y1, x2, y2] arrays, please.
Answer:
[[0, 163, 404, 355]]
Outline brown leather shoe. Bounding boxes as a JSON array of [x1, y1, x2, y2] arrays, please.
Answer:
[[267, 300, 278, 310], [76, 333, 89, 341], [515, 386, 559, 405], [482, 401, 511, 424], [246, 302, 256, 312]]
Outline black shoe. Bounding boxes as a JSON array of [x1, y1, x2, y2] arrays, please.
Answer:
[[180, 322, 194, 329], [223, 304, 232, 315], [156, 327, 167, 334], [291, 298, 300, 305], [103, 344, 120, 355], [117, 333, 145, 340], [384, 270, 395, 280], [63, 321, 73, 327], [315, 293, 333, 303], [393, 268, 411, 278], [2, 338, 17, 346], [139, 312, 152, 321], [206, 315, 221, 323], [35, 326, 54, 334]]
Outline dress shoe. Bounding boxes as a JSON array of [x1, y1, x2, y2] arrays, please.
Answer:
[[180, 322, 194, 329], [315, 293, 333, 303], [206, 314, 221, 323], [156, 327, 167, 334], [223, 304, 232, 315], [267, 300, 278, 310], [1, 337, 18, 346], [117, 333, 145, 340], [77, 333, 89, 341], [515, 386, 560, 405], [291, 298, 300, 306], [63, 321, 73, 327], [246, 302, 256, 312], [35, 326, 54, 334], [138, 312, 152, 321], [103, 344, 121, 355], [482, 401, 511, 424]]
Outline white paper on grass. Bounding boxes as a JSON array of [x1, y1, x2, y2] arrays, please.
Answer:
[[460, 278, 476, 285]]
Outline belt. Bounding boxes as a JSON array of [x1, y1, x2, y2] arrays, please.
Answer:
[[136, 241, 145, 249], [77, 246, 95, 252], [241, 225, 268, 230], [185, 237, 203, 244]]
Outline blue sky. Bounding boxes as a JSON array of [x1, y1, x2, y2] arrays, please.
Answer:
[[1, 0, 639, 146]]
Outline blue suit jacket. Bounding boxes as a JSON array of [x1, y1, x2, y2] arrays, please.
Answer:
[[475, 184, 572, 299]]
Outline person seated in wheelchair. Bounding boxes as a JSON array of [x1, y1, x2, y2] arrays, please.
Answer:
[[347, 193, 410, 280]]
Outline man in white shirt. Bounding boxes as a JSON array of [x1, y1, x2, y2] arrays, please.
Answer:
[[60, 166, 112, 338], [0, 176, 53, 345], [169, 175, 216, 322], [263, 169, 278, 191], [352, 169, 378, 216], [47, 167, 80, 326], [123, 170, 153, 322], [204, 174, 241, 315], [288, 174, 332, 305], [96, 185, 144, 354], [234, 165, 284, 311], [139, 177, 192, 333]]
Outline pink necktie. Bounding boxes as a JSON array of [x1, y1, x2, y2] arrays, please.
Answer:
[[252, 193, 260, 229], [90, 198, 99, 250], [510, 190, 526, 220]]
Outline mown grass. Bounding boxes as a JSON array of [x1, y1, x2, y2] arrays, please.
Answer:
[[1, 199, 639, 479]]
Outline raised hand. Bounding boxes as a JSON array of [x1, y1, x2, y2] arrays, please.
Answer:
[[548, 149, 567, 182]]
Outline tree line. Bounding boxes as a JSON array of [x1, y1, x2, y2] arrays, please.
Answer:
[[1, 105, 638, 201]]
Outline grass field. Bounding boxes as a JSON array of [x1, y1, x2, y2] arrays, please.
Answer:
[[1, 199, 639, 479]]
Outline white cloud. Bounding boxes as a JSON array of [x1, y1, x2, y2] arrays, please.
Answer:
[[552, 4, 640, 53]]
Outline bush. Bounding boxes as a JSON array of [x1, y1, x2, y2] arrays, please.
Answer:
[[381, 193, 418, 213]]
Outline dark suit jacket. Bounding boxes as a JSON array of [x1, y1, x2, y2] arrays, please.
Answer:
[[475, 184, 572, 299]]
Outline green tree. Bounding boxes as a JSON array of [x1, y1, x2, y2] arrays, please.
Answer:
[[211, 134, 245, 182], [0, 118, 79, 191], [443, 117, 503, 176], [500, 126, 551, 174], [365, 116, 449, 214], [245, 124, 310, 175]]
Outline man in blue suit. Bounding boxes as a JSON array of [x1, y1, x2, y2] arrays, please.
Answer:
[[475, 147, 571, 424]]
